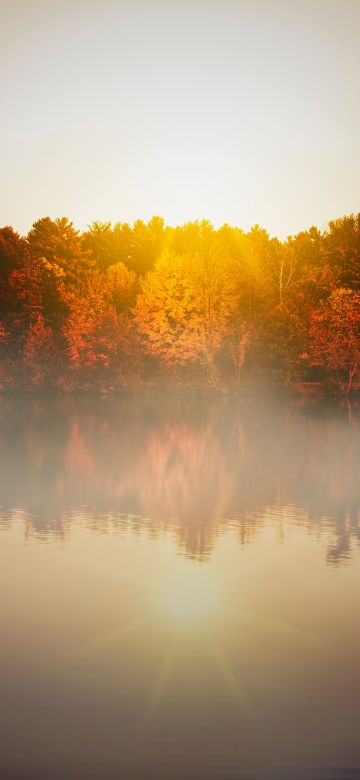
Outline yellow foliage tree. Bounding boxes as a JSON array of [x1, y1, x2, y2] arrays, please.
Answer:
[[134, 248, 239, 383]]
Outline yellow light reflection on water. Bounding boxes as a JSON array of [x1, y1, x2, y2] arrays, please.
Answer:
[[158, 566, 221, 628]]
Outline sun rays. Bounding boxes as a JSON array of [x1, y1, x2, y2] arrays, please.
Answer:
[[66, 526, 326, 733]]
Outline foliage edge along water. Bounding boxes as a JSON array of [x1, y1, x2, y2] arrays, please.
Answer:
[[0, 213, 359, 397]]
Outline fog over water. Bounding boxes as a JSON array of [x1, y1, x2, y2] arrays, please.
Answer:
[[0, 394, 359, 779]]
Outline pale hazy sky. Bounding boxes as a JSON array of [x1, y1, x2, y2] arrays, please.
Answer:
[[1, 0, 359, 237]]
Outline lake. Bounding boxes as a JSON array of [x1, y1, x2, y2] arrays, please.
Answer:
[[0, 394, 359, 780]]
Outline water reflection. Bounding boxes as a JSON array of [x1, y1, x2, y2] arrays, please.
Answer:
[[0, 394, 359, 564], [1, 394, 360, 780]]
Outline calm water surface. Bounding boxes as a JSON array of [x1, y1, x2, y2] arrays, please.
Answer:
[[0, 394, 359, 780]]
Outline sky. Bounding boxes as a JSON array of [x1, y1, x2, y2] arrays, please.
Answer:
[[1, 0, 360, 238]]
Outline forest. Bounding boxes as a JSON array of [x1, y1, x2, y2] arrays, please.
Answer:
[[0, 214, 359, 395]]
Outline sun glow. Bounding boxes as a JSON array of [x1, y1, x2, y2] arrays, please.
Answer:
[[156, 565, 222, 629]]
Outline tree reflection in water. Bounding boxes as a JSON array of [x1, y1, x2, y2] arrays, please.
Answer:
[[0, 394, 359, 564]]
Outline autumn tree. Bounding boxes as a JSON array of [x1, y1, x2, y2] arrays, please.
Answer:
[[0, 229, 64, 384], [309, 288, 360, 394], [23, 314, 59, 386], [265, 262, 339, 383], [105, 262, 137, 313], [0, 227, 27, 280], [28, 217, 92, 289], [134, 239, 240, 384], [82, 217, 166, 275], [134, 250, 203, 374], [82, 221, 132, 270], [323, 214, 360, 290], [220, 225, 275, 379], [0, 228, 30, 369], [129, 217, 166, 275], [64, 270, 140, 389]]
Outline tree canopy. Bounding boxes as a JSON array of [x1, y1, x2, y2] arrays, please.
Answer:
[[0, 213, 359, 394]]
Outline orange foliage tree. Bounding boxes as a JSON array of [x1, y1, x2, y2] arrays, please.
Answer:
[[23, 314, 59, 386], [64, 268, 140, 389], [309, 289, 360, 394]]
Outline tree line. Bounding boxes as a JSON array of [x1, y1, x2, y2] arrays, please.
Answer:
[[0, 214, 359, 394]]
